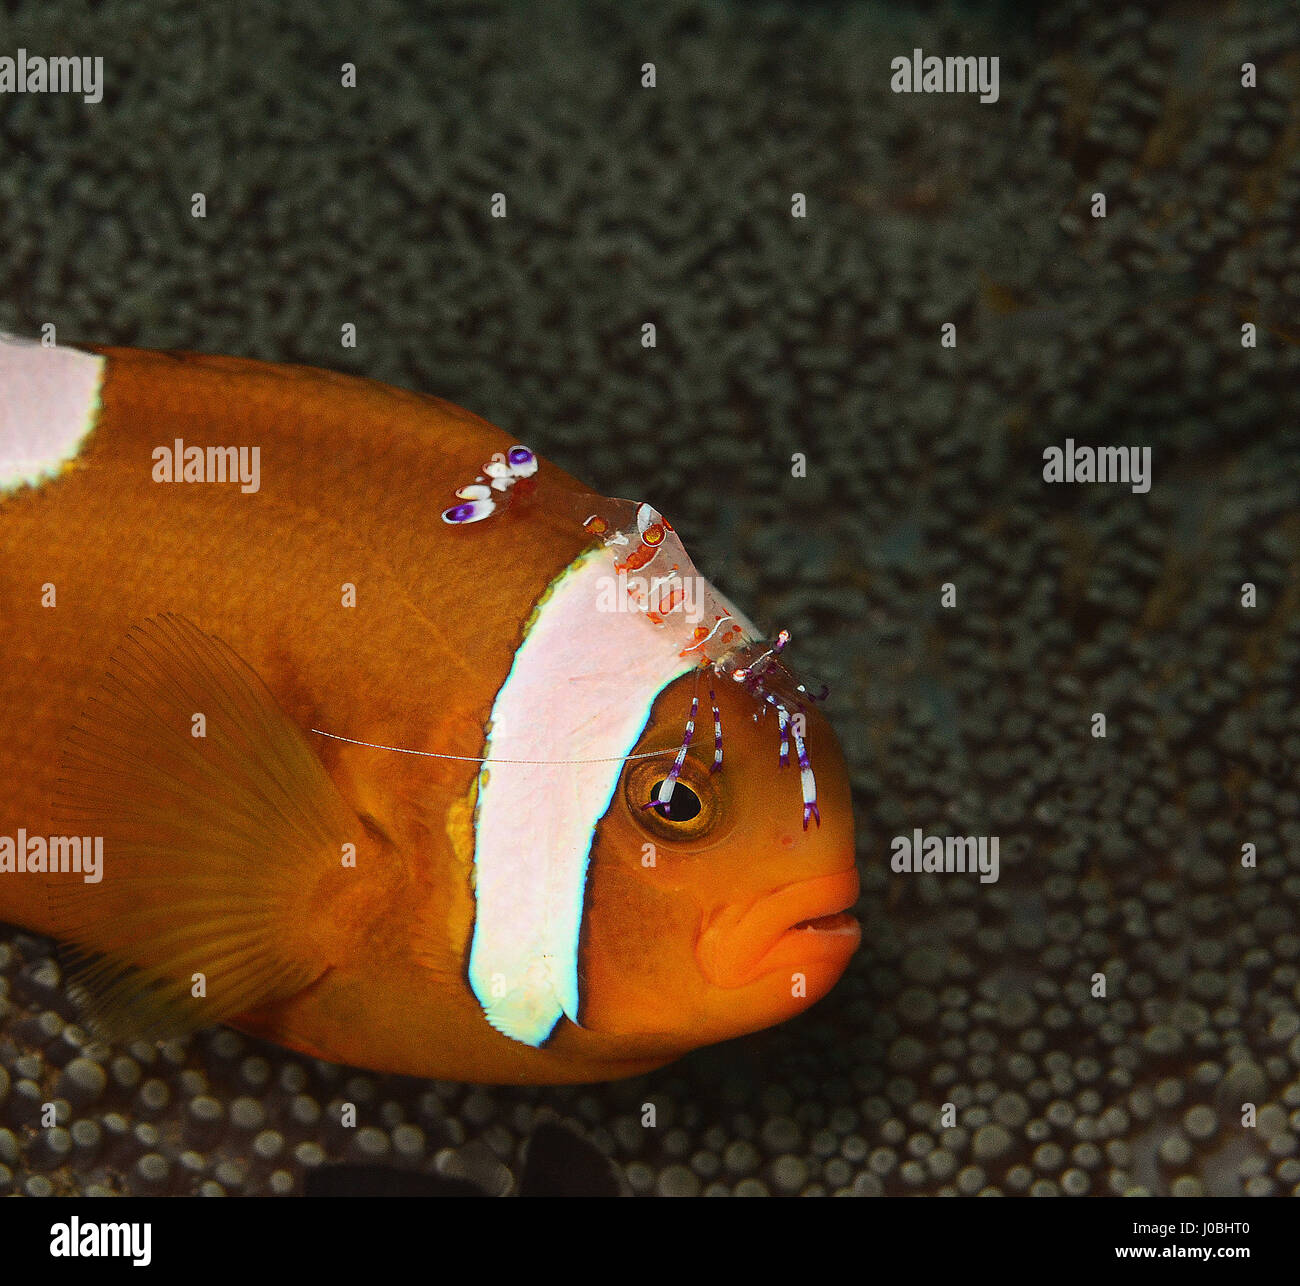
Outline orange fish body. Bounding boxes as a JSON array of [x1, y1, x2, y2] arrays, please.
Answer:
[[0, 337, 859, 1084]]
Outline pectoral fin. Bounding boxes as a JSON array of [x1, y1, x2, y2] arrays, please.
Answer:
[[51, 614, 359, 1042]]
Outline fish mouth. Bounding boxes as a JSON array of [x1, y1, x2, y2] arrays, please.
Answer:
[[697, 866, 861, 989]]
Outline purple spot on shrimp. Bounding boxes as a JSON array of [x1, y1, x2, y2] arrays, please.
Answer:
[[441, 498, 495, 524], [506, 445, 538, 477]]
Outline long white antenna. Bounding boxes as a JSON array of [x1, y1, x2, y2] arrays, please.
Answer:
[[310, 727, 677, 765]]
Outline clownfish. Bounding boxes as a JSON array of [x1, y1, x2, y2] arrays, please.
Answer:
[[0, 333, 859, 1084]]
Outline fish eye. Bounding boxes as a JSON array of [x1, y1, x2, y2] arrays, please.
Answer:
[[648, 780, 701, 822], [624, 757, 718, 841]]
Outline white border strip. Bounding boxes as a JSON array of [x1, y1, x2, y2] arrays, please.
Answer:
[[0, 333, 104, 493], [467, 545, 696, 1046]]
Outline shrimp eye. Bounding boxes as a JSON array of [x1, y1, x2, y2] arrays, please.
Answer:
[[648, 781, 701, 822]]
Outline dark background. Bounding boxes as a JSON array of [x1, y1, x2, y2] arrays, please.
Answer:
[[1, 0, 1297, 1196]]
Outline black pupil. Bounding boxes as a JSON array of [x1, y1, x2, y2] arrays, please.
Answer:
[[651, 781, 701, 822]]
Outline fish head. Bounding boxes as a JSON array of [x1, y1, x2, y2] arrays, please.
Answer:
[[460, 490, 860, 1067], [576, 662, 859, 1052]]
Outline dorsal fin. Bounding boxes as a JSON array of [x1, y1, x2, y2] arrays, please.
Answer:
[[51, 614, 360, 1042]]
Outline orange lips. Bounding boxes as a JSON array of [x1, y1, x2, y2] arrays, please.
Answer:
[[696, 865, 861, 989]]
